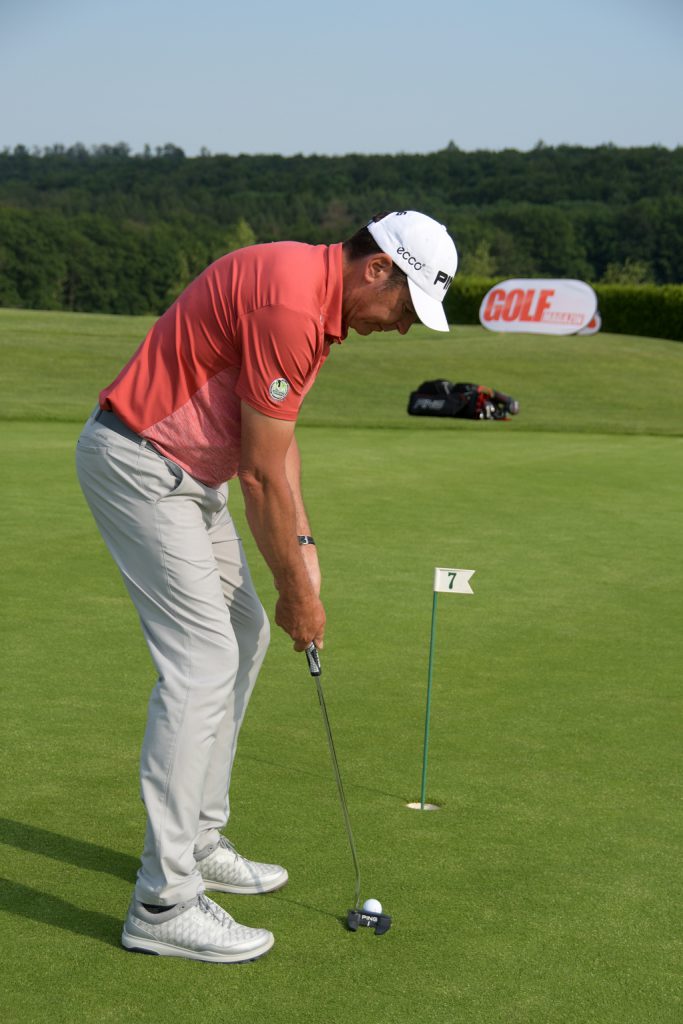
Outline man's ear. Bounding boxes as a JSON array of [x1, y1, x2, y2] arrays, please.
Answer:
[[363, 253, 394, 284]]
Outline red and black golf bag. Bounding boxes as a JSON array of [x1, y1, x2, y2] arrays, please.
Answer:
[[407, 380, 520, 421]]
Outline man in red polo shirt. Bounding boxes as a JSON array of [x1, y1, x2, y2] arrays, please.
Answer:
[[76, 211, 458, 963]]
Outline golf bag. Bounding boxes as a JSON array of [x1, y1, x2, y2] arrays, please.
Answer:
[[407, 380, 520, 420]]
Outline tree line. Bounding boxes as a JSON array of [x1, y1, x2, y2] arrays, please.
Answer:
[[1, 143, 681, 315]]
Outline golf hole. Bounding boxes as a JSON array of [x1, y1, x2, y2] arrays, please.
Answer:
[[405, 801, 442, 811]]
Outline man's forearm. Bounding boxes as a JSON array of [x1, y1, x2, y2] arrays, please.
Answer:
[[284, 435, 310, 534], [239, 467, 313, 597], [285, 435, 321, 595], [238, 402, 325, 648]]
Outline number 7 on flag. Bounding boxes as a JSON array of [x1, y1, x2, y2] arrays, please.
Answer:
[[433, 567, 475, 595]]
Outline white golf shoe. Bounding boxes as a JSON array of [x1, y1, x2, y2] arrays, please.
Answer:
[[195, 836, 289, 895], [121, 891, 274, 963]]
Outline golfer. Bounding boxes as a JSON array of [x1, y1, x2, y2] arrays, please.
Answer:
[[76, 211, 458, 963]]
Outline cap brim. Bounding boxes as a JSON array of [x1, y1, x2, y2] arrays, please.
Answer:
[[408, 278, 449, 332]]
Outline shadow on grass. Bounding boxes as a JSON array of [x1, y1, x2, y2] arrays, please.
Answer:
[[0, 818, 138, 883], [240, 753, 406, 803], [0, 877, 122, 948], [270, 890, 344, 926]]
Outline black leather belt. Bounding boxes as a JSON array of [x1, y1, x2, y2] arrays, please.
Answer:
[[94, 408, 146, 446]]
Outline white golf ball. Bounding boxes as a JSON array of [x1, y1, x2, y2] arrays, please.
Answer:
[[362, 898, 382, 915]]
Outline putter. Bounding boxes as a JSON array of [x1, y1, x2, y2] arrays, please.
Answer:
[[304, 643, 392, 936]]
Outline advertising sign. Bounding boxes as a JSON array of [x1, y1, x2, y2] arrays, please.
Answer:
[[577, 311, 602, 336], [479, 279, 597, 335]]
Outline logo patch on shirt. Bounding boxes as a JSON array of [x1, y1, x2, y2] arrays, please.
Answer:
[[269, 378, 290, 402]]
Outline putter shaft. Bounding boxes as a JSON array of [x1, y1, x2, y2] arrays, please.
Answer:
[[305, 644, 362, 910]]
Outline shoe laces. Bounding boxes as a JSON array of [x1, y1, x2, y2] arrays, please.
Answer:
[[217, 836, 240, 861], [197, 891, 234, 927]]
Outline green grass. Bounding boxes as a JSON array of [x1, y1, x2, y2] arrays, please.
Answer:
[[1, 306, 681, 435], [0, 308, 681, 1023]]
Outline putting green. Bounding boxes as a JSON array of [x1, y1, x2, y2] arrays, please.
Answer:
[[0, 309, 680, 1023]]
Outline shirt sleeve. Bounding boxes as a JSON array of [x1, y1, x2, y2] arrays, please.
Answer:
[[233, 304, 323, 420]]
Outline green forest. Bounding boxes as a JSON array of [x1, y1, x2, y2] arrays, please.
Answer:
[[1, 143, 682, 316]]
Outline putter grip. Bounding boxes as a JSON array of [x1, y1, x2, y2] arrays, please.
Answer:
[[305, 643, 322, 677]]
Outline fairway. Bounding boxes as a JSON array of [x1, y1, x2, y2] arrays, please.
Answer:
[[0, 309, 681, 1024]]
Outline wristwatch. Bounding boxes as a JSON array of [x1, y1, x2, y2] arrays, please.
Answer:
[[297, 535, 316, 546]]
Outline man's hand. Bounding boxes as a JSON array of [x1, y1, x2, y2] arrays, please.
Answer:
[[275, 590, 325, 651]]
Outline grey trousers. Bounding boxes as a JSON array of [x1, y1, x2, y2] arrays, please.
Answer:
[[76, 410, 270, 904]]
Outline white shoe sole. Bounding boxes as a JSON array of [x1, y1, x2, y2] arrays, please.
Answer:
[[201, 870, 289, 895], [121, 928, 274, 963]]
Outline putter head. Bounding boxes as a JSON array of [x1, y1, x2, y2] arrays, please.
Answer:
[[347, 908, 392, 936]]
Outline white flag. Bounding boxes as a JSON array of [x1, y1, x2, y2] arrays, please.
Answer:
[[433, 567, 475, 595]]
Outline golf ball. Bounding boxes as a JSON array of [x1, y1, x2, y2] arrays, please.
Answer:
[[362, 898, 382, 915]]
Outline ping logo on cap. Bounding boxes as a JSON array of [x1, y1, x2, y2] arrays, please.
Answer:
[[269, 378, 290, 402], [434, 270, 453, 290]]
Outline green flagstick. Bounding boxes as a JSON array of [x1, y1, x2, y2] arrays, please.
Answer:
[[417, 567, 475, 812], [420, 590, 439, 809]]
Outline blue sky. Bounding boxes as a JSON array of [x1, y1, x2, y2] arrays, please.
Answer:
[[2, 0, 681, 155]]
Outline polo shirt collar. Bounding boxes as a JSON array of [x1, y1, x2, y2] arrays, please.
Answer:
[[322, 243, 347, 342]]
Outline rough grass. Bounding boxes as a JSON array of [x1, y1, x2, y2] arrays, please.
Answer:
[[0, 307, 681, 436]]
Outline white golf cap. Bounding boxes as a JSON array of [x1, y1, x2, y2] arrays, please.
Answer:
[[367, 211, 458, 332]]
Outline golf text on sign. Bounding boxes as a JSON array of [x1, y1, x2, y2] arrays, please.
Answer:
[[479, 279, 597, 336]]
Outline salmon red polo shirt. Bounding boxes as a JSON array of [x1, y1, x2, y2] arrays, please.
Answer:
[[100, 242, 346, 487]]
